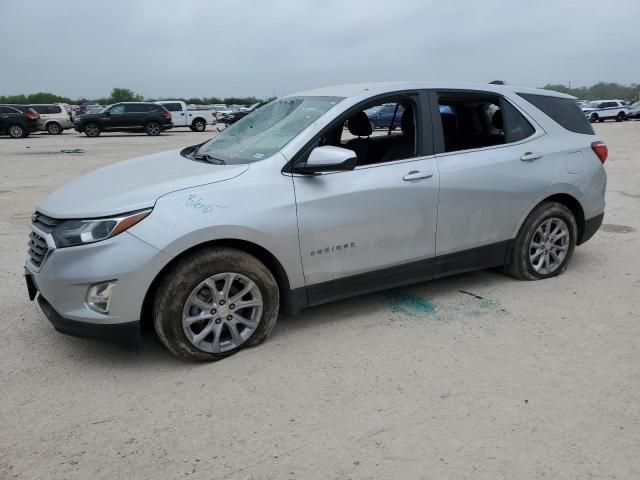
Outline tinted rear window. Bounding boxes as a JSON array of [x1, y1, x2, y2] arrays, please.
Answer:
[[48, 105, 62, 114], [518, 93, 594, 135], [32, 105, 48, 114], [162, 103, 182, 112]]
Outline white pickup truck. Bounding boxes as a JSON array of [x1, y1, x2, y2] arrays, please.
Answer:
[[155, 100, 217, 131]]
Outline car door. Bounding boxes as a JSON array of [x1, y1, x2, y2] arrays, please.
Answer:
[[431, 90, 555, 271], [291, 92, 439, 304], [102, 103, 126, 130], [0, 106, 16, 132], [164, 102, 184, 126], [123, 103, 147, 128]]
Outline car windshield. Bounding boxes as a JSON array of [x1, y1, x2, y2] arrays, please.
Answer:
[[196, 96, 343, 164]]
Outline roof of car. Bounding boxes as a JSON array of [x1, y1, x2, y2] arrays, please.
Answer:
[[286, 81, 575, 100]]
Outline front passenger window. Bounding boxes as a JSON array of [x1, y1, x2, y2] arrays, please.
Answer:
[[108, 104, 125, 114]]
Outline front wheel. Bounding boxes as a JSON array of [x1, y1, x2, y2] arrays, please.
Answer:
[[615, 112, 625, 122], [7, 124, 27, 138], [145, 121, 161, 136], [505, 202, 577, 280], [589, 113, 598, 123], [192, 119, 206, 132], [153, 248, 280, 361]]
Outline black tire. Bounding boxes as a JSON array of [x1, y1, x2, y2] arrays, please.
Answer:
[[7, 124, 27, 138], [615, 112, 625, 122], [589, 113, 598, 123], [145, 121, 161, 136], [153, 247, 280, 361], [46, 122, 62, 135], [191, 118, 206, 132], [84, 122, 101, 137], [505, 202, 577, 281]]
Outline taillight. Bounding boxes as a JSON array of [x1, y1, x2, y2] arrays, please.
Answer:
[[591, 141, 608, 164], [26, 112, 39, 120], [164, 111, 171, 120]]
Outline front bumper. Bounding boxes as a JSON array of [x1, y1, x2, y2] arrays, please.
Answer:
[[37, 294, 140, 349], [25, 230, 172, 348]]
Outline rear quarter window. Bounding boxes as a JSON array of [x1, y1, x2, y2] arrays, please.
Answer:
[[32, 105, 48, 114], [48, 105, 62, 114], [518, 93, 594, 135]]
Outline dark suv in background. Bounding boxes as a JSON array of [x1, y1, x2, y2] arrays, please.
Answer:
[[73, 102, 173, 137], [0, 105, 40, 138]]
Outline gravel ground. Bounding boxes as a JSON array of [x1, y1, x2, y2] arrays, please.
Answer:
[[1, 123, 639, 479]]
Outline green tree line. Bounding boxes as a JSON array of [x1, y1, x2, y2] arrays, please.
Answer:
[[2, 83, 639, 105], [0, 87, 268, 105], [541, 82, 640, 101]]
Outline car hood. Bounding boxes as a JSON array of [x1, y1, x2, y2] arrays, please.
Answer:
[[37, 149, 249, 218]]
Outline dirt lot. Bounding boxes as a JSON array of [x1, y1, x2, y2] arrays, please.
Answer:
[[1, 123, 639, 480]]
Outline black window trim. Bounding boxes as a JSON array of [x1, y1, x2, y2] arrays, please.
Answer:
[[427, 89, 543, 155], [282, 89, 434, 174]]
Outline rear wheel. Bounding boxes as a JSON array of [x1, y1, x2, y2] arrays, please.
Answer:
[[84, 122, 101, 137], [191, 119, 206, 132], [153, 247, 280, 361], [505, 202, 577, 280], [615, 112, 625, 122], [7, 124, 27, 138], [46, 122, 62, 135], [145, 121, 161, 136]]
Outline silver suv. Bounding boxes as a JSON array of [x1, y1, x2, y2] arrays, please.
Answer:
[[24, 82, 607, 361]]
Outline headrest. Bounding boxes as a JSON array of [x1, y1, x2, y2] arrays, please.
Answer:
[[491, 109, 503, 130], [400, 105, 414, 135], [347, 112, 372, 137], [441, 112, 457, 133]]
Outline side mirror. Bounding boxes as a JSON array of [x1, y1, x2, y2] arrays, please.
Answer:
[[293, 145, 357, 174], [104, 111, 111, 116]]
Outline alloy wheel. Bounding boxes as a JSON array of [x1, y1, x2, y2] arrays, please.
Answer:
[[182, 272, 263, 353], [529, 217, 570, 275], [85, 124, 100, 137], [8, 125, 24, 138], [147, 123, 161, 136]]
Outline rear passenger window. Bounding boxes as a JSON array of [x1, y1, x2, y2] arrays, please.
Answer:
[[48, 106, 62, 114], [163, 103, 182, 112], [32, 106, 48, 114], [437, 93, 535, 153], [518, 93, 594, 135], [124, 104, 148, 113], [0, 106, 16, 113]]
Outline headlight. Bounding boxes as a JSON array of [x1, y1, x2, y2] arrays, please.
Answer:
[[51, 209, 151, 248]]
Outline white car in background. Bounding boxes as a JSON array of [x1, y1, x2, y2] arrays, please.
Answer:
[[581, 100, 628, 123], [155, 101, 217, 131], [210, 104, 234, 121], [29, 104, 74, 134], [626, 101, 640, 120]]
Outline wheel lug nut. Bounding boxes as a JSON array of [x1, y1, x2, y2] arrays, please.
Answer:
[[219, 300, 225, 305], [227, 315, 232, 320], [229, 304, 235, 309], [210, 309, 216, 314], [215, 318, 221, 324]]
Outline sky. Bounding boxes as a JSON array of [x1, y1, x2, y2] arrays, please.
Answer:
[[1, 0, 638, 100]]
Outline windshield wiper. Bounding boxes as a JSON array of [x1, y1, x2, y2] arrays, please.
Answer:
[[193, 152, 226, 165]]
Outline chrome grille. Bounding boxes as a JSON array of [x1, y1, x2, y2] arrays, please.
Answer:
[[27, 212, 61, 268]]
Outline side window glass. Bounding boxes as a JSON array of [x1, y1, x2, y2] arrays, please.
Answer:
[[33, 106, 47, 114], [124, 104, 142, 113], [49, 106, 62, 114], [109, 104, 125, 114], [316, 98, 419, 166], [437, 93, 534, 153], [500, 100, 535, 143], [0, 106, 11, 113]]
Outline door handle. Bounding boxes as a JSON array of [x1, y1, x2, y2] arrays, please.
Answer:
[[403, 170, 433, 181], [520, 152, 543, 162]]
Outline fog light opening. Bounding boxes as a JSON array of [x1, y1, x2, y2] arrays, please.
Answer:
[[86, 281, 117, 314]]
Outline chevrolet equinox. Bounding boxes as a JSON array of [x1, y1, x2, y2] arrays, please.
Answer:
[[25, 82, 607, 361]]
